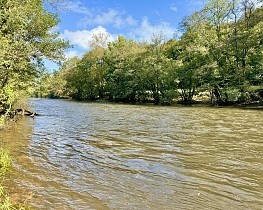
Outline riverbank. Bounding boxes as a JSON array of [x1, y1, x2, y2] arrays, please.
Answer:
[[0, 148, 14, 208], [72, 97, 263, 110], [0, 143, 32, 209]]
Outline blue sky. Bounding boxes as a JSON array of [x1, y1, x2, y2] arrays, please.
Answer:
[[46, 0, 204, 70]]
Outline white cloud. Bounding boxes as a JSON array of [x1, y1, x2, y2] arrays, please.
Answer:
[[253, 0, 263, 8], [126, 15, 137, 26], [67, 1, 91, 15], [170, 6, 178, 12], [61, 26, 116, 49], [78, 9, 137, 28], [129, 17, 177, 42], [65, 50, 80, 59]]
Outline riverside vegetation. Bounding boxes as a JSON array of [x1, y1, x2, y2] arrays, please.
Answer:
[[0, 0, 68, 209], [0, 148, 31, 209], [0, 0, 262, 116], [0, 0, 69, 119], [0, 148, 13, 209], [0, 120, 32, 209], [33, 0, 263, 106], [0, 0, 262, 208]]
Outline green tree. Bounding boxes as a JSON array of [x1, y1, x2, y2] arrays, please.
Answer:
[[0, 0, 69, 112], [203, 0, 263, 103], [105, 36, 145, 102], [174, 11, 212, 103], [32, 0, 262, 106], [136, 35, 177, 104], [226, 1, 263, 101], [69, 48, 107, 100], [63, 32, 110, 100]]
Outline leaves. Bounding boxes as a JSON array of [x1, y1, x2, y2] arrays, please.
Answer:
[[34, 0, 263, 105], [0, 0, 69, 111]]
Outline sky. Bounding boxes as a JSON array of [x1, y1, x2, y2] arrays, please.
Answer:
[[46, 0, 205, 71]]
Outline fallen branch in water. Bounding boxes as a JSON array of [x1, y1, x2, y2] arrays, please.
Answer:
[[15, 109, 40, 117]]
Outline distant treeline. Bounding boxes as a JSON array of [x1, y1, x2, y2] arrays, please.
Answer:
[[35, 0, 262, 105]]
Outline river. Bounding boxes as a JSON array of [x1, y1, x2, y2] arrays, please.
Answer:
[[0, 98, 263, 209]]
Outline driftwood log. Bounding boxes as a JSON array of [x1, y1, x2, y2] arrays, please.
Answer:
[[15, 109, 40, 117]]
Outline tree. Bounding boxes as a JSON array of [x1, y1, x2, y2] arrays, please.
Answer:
[[203, 0, 263, 103], [0, 0, 69, 112], [226, 1, 263, 101], [136, 35, 177, 104], [31, 0, 262, 106], [174, 11, 212, 103], [105, 36, 145, 102], [62, 32, 110, 100], [66, 48, 107, 100]]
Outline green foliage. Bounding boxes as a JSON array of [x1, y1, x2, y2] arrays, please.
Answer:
[[67, 48, 107, 100], [0, 85, 17, 112], [33, 71, 68, 99], [0, 0, 69, 113], [0, 149, 11, 176], [0, 149, 13, 209], [34, 0, 263, 106], [105, 36, 146, 101]]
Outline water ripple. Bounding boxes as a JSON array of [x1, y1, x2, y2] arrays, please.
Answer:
[[1, 99, 263, 210]]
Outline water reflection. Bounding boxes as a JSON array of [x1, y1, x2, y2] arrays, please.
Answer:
[[1, 98, 263, 209]]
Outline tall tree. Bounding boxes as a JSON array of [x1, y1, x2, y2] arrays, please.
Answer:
[[105, 36, 144, 102], [0, 0, 69, 111]]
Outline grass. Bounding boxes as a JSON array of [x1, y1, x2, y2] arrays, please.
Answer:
[[0, 148, 13, 209], [0, 149, 12, 176], [0, 148, 32, 210]]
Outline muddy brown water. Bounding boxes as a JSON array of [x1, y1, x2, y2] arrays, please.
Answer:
[[0, 98, 263, 209]]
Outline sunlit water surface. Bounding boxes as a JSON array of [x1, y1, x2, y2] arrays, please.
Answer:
[[1, 99, 263, 209]]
